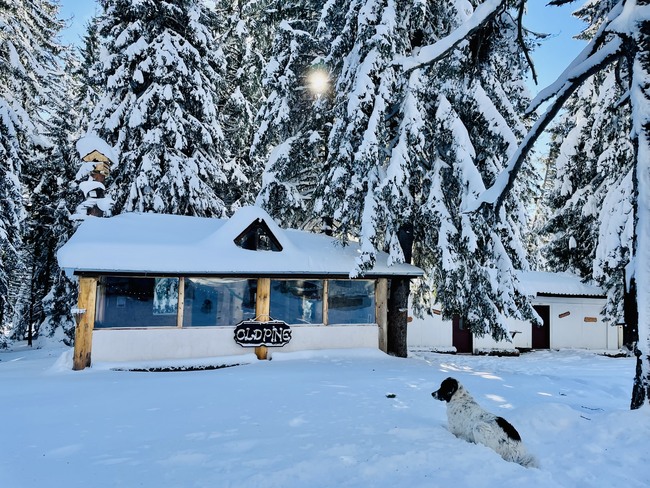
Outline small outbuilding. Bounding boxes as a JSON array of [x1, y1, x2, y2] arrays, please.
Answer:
[[408, 271, 622, 354], [57, 207, 423, 369]]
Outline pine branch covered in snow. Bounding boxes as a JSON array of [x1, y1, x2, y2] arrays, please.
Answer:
[[542, 58, 633, 326]]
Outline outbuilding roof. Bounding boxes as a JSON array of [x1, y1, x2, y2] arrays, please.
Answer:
[[57, 206, 424, 278], [519, 271, 605, 298]]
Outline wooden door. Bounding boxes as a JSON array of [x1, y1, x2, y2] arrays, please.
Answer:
[[532, 305, 550, 349], [452, 315, 473, 354]]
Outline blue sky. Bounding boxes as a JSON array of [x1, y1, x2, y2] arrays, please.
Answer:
[[525, 0, 587, 91], [57, 0, 587, 95]]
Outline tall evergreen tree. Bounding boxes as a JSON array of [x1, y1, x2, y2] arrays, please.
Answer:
[[251, 0, 330, 227], [615, 0, 650, 409], [73, 16, 102, 133], [36, 47, 88, 345], [394, 0, 537, 347], [213, 0, 268, 208], [257, 0, 539, 355], [90, 0, 234, 217], [542, 65, 633, 325], [464, 0, 650, 408], [0, 0, 66, 345]]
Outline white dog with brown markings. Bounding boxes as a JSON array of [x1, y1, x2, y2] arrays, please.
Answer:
[[432, 377, 539, 468]]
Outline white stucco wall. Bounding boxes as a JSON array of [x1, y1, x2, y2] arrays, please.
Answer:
[[91, 325, 378, 363], [408, 312, 517, 352], [506, 316, 533, 349], [407, 296, 622, 352], [473, 333, 517, 352], [537, 296, 621, 350], [407, 312, 452, 350]]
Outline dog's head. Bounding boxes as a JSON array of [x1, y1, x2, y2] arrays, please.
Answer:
[[431, 377, 459, 402]]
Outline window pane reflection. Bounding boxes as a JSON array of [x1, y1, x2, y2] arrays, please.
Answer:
[[95, 277, 178, 328], [328, 280, 375, 324], [270, 280, 323, 324], [183, 278, 256, 326]]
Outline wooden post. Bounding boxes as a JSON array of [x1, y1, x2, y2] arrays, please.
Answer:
[[376, 279, 388, 353], [322, 280, 329, 325], [176, 277, 185, 328], [73, 277, 98, 370], [255, 278, 271, 360]]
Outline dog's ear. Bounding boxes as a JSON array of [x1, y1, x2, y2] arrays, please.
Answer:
[[433, 377, 459, 402]]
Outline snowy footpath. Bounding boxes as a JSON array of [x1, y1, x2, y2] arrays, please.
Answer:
[[1, 345, 649, 488]]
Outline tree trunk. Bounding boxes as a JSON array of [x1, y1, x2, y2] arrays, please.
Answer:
[[386, 224, 414, 357], [630, 14, 650, 409], [387, 278, 409, 357]]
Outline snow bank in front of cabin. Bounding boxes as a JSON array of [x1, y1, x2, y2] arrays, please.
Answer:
[[1, 345, 649, 488]]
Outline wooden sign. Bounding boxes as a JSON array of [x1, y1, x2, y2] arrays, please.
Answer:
[[584, 317, 598, 323], [234, 320, 292, 347]]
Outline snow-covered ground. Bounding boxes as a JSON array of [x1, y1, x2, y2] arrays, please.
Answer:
[[1, 345, 649, 488]]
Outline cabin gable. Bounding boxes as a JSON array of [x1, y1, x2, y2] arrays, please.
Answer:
[[234, 219, 283, 252]]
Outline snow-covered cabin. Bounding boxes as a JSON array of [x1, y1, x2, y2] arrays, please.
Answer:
[[57, 206, 423, 369], [408, 271, 622, 354]]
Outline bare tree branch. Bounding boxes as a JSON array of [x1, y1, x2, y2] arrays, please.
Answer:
[[516, 1, 540, 85]]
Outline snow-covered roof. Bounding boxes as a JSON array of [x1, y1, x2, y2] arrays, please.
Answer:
[[76, 134, 119, 163], [57, 206, 423, 278], [519, 271, 605, 297]]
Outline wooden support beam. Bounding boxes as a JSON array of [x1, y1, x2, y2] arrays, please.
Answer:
[[73, 277, 98, 370], [322, 280, 329, 325], [376, 279, 388, 353], [255, 278, 271, 360], [176, 277, 185, 328]]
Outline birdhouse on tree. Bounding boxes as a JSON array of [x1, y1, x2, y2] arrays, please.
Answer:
[[72, 135, 119, 219]]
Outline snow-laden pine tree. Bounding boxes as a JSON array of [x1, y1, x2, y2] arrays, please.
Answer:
[[73, 16, 102, 134], [610, 0, 650, 409], [257, 0, 538, 354], [33, 16, 111, 345], [251, 0, 331, 228], [35, 49, 89, 346], [212, 0, 270, 209], [90, 0, 234, 217], [542, 65, 633, 326], [396, 0, 537, 348], [463, 0, 650, 408], [0, 0, 66, 345]]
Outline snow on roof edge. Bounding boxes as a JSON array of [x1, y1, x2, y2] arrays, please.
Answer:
[[76, 133, 119, 163], [57, 207, 424, 278], [519, 271, 605, 297]]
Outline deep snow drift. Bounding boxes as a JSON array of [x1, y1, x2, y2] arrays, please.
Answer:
[[1, 345, 649, 488]]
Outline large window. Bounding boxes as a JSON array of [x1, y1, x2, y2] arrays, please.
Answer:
[[328, 280, 375, 324], [183, 278, 256, 326], [95, 277, 179, 328], [270, 280, 323, 325], [93, 276, 377, 328]]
